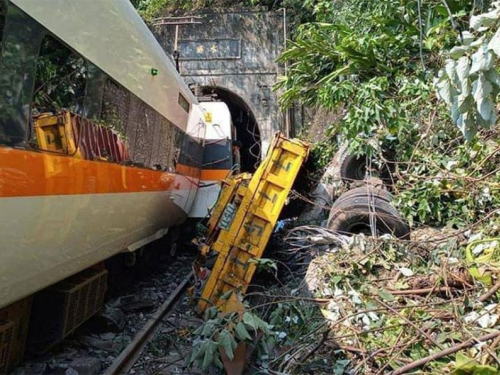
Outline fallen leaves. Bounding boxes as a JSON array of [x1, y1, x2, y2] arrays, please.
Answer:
[[286, 226, 500, 373]]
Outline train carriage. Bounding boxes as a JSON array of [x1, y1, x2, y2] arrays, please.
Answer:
[[0, 0, 224, 313]]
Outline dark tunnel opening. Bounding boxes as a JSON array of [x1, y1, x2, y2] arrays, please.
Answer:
[[199, 86, 261, 173]]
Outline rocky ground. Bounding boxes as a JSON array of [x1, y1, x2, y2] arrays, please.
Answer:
[[12, 246, 197, 375], [129, 298, 204, 375]]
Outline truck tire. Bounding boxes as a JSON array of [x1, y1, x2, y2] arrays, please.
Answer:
[[328, 194, 410, 239], [339, 152, 369, 183], [332, 144, 394, 187], [332, 186, 392, 206]]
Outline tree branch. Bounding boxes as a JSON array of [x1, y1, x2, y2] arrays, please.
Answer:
[[478, 278, 500, 303], [391, 331, 500, 375], [417, 0, 426, 70]]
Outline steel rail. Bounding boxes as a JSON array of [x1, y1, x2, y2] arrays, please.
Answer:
[[104, 270, 194, 375]]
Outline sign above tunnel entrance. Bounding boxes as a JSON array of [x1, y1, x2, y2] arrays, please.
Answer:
[[178, 39, 241, 60], [153, 9, 288, 156]]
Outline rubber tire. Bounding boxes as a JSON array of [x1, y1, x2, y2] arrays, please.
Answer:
[[333, 145, 394, 187], [328, 195, 410, 239], [339, 152, 368, 183], [349, 177, 387, 191], [332, 186, 393, 206], [331, 191, 400, 220]]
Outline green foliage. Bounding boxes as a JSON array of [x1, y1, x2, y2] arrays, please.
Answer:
[[452, 352, 500, 374], [34, 36, 87, 113], [276, 0, 500, 228], [436, 1, 500, 140], [395, 124, 500, 227], [187, 307, 274, 371], [276, 0, 464, 155], [248, 257, 278, 275], [310, 138, 337, 169], [187, 293, 329, 372], [130, 0, 315, 23]]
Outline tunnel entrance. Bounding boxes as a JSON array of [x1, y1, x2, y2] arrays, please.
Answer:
[[199, 86, 261, 173]]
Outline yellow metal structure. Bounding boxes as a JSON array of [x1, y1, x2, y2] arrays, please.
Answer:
[[34, 112, 81, 156], [196, 133, 309, 314], [199, 173, 252, 256]]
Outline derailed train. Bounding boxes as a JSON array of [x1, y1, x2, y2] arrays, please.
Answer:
[[0, 0, 236, 312]]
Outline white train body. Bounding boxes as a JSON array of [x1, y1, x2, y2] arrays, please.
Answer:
[[0, 0, 233, 310]]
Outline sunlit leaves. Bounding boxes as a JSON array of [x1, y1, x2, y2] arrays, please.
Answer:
[[456, 56, 471, 93], [437, 1, 500, 140], [469, 45, 494, 75], [218, 329, 237, 361], [276, 0, 463, 154], [188, 307, 276, 371], [470, 6, 500, 30], [449, 45, 471, 58], [488, 28, 500, 56], [435, 71, 456, 106]]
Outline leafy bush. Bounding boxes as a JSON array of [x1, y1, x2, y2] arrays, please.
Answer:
[[131, 0, 315, 23], [436, 0, 500, 140], [186, 305, 274, 371], [276, 0, 500, 229], [276, 0, 464, 155]]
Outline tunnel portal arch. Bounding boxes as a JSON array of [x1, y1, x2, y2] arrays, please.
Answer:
[[199, 86, 261, 172], [152, 8, 287, 159]]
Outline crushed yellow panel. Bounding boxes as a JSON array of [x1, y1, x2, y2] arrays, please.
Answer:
[[196, 133, 309, 314], [200, 173, 252, 256], [34, 111, 81, 157]]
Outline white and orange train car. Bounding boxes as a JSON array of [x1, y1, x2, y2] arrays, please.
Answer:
[[0, 0, 235, 313]]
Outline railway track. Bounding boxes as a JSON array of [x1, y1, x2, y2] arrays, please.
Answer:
[[9, 247, 197, 375], [104, 271, 194, 375]]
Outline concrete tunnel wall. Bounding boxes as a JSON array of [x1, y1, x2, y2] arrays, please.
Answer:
[[152, 8, 288, 157]]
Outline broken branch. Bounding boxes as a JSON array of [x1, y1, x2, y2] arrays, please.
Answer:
[[375, 298, 444, 350], [391, 331, 500, 375], [478, 278, 500, 303]]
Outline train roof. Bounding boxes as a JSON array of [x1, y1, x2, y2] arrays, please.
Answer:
[[11, 0, 198, 130]]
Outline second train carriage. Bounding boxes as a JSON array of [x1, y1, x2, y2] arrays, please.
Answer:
[[0, 0, 236, 313]]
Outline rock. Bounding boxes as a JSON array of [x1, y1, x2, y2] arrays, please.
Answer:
[[68, 357, 101, 375], [166, 316, 203, 329], [10, 363, 47, 375], [100, 332, 116, 340], [96, 306, 126, 331], [65, 369, 79, 375], [115, 293, 156, 312], [79, 336, 122, 352], [120, 300, 155, 312]]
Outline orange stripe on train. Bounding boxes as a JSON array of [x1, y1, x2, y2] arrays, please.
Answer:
[[0, 147, 199, 198], [200, 169, 230, 181]]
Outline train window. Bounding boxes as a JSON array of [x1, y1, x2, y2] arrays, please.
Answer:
[[127, 95, 155, 167], [178, 93, 190, 113], [0, 4, 44, 146], [83, 63, 108, 120], [33, 35, 87, 114], [101, 79, 129, 137]]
